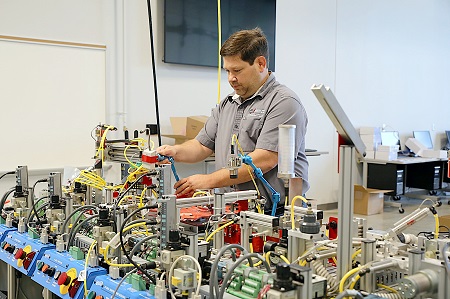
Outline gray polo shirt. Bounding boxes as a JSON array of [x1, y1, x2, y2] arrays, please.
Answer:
[[196, 73, 309, 213]]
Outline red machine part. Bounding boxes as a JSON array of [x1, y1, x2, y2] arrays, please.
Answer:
[[328, 216, 338, 240], [223, 223, 241, 244]]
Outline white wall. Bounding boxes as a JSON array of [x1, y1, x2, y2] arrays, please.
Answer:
[[1, 0, 449, 204]]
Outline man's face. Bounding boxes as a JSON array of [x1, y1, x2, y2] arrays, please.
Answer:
[[223, 55, 266, 100]]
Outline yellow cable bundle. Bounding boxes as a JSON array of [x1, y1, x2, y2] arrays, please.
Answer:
[[74, 170, 106, 190]]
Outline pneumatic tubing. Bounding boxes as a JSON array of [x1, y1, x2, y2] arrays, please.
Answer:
[[119, 204, 158, 282]]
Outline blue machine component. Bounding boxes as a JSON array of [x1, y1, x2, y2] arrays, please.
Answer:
[[32, 249, 107, 299], [240, 154, 281, 216], [89, 274, 156, 299], [0, 224, 17, 243], [0, 230, 55, 276], [158, 154, 180, 182]]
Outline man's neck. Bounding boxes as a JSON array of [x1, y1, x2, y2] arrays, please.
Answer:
[[241, 72, 270, 101]]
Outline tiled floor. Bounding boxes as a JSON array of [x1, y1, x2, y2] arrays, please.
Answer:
[[322, 193, 450, 237]]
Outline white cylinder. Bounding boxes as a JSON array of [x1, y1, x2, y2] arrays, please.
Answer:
[[278, 124, 296, 179]]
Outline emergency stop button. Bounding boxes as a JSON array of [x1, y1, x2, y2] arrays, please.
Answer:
[[58, 272, 71, 286]]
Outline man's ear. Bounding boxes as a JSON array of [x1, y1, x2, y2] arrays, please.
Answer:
[[255, 56, 267, 71]]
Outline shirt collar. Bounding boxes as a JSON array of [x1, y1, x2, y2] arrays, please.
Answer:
[[227, 72, 275, 103]]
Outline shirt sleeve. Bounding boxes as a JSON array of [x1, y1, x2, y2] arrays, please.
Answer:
[[195, 104, 220, 151], [256, 94, 308, 154]]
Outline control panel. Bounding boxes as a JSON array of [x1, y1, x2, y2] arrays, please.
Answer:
[[32, 249, 107, 299]]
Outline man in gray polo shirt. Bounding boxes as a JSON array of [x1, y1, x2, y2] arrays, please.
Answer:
[[157, 28, 309, 214]]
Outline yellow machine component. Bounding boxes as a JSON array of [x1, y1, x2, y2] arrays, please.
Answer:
[[60, 268, 77, 295], [16, 245, 32, 268]]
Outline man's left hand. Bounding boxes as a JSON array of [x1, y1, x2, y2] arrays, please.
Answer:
[[174, 174, 210, 197]]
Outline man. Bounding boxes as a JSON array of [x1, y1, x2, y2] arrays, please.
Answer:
[[157, 28, 309, 214]]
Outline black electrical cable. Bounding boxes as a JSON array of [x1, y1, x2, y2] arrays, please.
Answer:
[[146, 0, 162, 146], [31, 179, 48, 226], [119, 204, 158, 283], [27, 196, 49, 224], [28, 202, 50, 224], [0, 171, 15, 181], [67, 214, 100, 248], [0, 187, 15, 218], [114, 172, 149, 207], [61, 205, 99, 234]]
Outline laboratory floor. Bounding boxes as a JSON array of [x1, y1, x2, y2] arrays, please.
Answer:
[[322, 195, 450, 237]]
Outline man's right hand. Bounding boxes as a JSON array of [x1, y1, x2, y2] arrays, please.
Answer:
[[156, 145, 177, 163]]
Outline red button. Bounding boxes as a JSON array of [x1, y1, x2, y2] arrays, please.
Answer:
[[58, 272, 71, 286], [14, 248, 25, 260]]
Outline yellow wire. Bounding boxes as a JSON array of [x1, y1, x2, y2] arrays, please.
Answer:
[[434, 213, 439, 239], [124, 144, 139, 168], [205, 220, 234, 242], [265, 251, 272, 266], [352, 248, 362, 261], [377, 283, 399, 294], [349, 274, 361, 289], [290, 195, 308, 230], [84, 240, 97, 296], [95, 125, 115, 163], [231, 134, 261, 197], [217, 0, 222, 104], [339, 266, 361, 293], [280, 255, 290, 264], [332, 256, 338, 265], [193, 191, 211, 197], [104, 222, 148, 267], [124, 138, 147, 169]]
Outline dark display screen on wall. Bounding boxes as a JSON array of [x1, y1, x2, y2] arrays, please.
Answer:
[[164, 0, 277, 71]]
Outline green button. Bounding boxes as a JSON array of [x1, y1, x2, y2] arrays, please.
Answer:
[[86, 291, 96, 299], [37, 260, 44, 271]]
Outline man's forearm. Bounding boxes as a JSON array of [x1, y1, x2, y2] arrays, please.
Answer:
[[207, 149, 278, 188], [173, 139, 213, 163]]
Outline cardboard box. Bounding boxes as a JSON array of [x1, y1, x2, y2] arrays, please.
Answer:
[[365, 150, 375, 160], [359, 127, 381, 135], [354, 185, 390, 215], [377, 145, 399, 152], [360, 134, 381, 150], [421, 149, 447, 159], [375, 151, 398, 161], [162, 115, 208, 144], [439, 214, 450, 228], [405, 138, 427, 155]]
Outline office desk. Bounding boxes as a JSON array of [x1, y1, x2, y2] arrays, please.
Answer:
[[363, 156, 445, 197]]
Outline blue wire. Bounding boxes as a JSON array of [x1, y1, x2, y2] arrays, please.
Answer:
[[157, 154, 180, 182]]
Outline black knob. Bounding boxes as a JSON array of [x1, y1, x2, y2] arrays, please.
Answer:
[[276, 263, 291, 281]]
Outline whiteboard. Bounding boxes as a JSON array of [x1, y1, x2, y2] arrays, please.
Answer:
[[0, 36, 106, 172]]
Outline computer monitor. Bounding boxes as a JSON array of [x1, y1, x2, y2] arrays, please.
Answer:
[[381, 131, 401, 148], [413, 131, 433, 149]]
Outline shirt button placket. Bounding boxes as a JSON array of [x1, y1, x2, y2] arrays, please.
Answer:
[[233, 106, 244, 136]]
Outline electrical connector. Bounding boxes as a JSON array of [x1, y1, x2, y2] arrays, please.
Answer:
[[154, 278, 167, 299], [191, 293, 201, 299]]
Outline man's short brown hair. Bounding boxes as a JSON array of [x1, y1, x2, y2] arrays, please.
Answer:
[[220, 28, 269, 67]]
